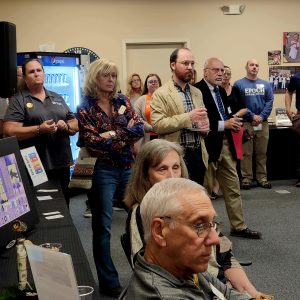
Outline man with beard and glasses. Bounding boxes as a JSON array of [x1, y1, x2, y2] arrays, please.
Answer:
[[151, 48, 209, 185]]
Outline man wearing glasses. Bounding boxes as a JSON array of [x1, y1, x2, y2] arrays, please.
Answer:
[[151, 47, 209, 185], [194, 57, 261, 239], [119, 178, 252, 299]]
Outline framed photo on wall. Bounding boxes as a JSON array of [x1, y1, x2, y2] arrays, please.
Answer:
[[283, 32, 300, 62], [268, 50, 281, 65], [269, 66, 300, 94]]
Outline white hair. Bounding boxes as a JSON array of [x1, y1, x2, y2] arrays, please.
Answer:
[[203, 57, 223, 69], [140, 178, 207, 242]]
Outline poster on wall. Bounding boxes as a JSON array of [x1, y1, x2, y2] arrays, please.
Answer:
[[269, 66, 300, 94], [283, 32, 300, 62], [268, 50, 281, 65]]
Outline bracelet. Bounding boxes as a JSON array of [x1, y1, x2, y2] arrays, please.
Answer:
[[37, 125, 41, 136]]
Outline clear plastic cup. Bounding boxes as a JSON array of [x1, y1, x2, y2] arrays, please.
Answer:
[[78, 286, 94, 300], [39, 242, 62, 252]]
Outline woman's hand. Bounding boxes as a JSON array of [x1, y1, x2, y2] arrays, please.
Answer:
[[56, 120, 68, 131], [127, 119, 135, 128], [100, 132, 111, 139], [40, 119, 57, 134]]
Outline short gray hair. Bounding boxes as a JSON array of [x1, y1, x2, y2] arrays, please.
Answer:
[[140, 178, 206, 242], [203, 57, 223, 69]]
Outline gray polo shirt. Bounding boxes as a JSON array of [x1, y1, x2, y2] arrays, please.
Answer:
[[4, 89, 75, 170]]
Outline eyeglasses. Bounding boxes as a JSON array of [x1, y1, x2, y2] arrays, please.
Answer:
[[205, 68, 225, 74], [131, 79, 141, 83], [159, 216, 221, 238], [148, 80, 159, 85], [102, 73, 117, 79], [177, 60, 196, 67]]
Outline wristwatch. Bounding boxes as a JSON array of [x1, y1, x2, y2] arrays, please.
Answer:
[[108, 130, 117, 139]]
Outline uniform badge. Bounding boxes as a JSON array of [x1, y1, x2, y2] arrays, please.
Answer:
[[26, 103, 33, 108]]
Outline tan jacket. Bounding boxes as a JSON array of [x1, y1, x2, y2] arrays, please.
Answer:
[[151, 80, 208, 168]]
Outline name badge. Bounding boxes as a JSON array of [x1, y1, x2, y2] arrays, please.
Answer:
[[118, 105, 126, 114]]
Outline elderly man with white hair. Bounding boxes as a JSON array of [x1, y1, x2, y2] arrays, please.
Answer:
[[119, 178, 253, 300]]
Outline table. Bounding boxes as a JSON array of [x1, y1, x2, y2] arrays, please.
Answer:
[[236, 126, 296, 181], [267, 126, 297, 180], [0, 180, 99, 299]]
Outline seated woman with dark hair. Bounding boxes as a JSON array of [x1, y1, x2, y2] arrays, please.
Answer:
[[123, 139, 271, 299]]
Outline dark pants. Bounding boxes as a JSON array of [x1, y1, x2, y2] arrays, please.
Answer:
[[183, 146, 206, 185], [292, 112, 300, 181], [46, 167, 70, 207]]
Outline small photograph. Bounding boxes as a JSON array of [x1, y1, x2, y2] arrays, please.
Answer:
[[283, 32, 300, 62], [268, 50, 281, 65], [269, 66, 300, 94]]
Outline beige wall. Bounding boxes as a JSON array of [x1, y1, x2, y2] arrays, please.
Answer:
[[1, 0, 299, 116]]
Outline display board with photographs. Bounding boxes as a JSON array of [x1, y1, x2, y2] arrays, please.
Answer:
[[269, 66, 300, 94], [283, 32, 300, 63]]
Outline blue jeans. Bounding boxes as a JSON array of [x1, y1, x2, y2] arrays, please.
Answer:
[[90, 160, 131, 290]]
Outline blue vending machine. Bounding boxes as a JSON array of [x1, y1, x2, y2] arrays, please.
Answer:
[[17, 52, 82, 163]]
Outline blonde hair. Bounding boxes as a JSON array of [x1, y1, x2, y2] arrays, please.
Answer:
[[125, 73, 143, 99], [84, 58, 120, 99]]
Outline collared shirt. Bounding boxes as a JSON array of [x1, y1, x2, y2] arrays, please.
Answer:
[[204, 79, 225, 132], [77, 93, 144, 169], [4, 88, 75, 170], [173, 81, 201, 148], [0, 98, 8, 120], [121, 251, 252, 300]]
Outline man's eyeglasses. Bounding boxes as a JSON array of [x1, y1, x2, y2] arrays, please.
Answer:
[[177, 60, 196, 68], [159, 216, 222, 238], [205, 68, 225, 74]]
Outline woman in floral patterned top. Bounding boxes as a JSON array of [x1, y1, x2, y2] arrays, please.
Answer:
[[77, 58, 144, 298]]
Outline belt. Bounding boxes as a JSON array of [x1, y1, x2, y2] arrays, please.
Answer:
[[184, 145, 201, 151]]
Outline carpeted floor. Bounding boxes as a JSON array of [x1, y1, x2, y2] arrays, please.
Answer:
[[70, 179, 300, 299]]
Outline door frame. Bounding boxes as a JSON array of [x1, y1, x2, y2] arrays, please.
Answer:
[[121, 38, 190, 92]]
